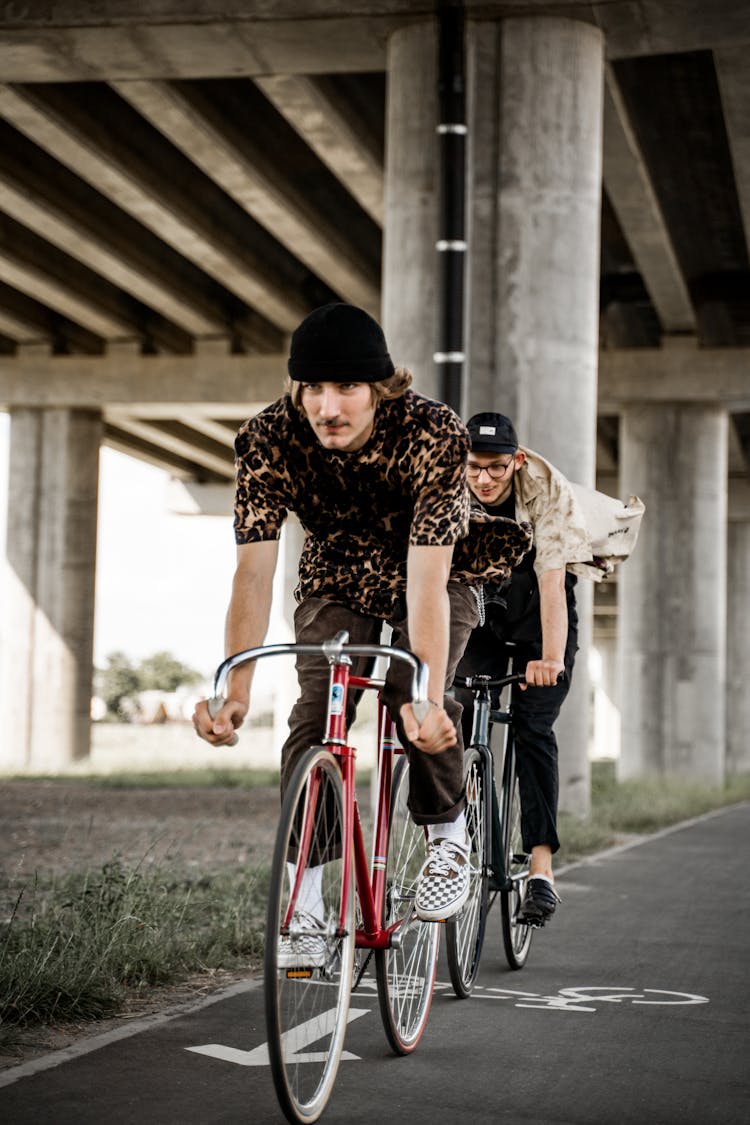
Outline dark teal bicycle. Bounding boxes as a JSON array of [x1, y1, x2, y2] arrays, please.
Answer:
[[446, 662, 535, 998]]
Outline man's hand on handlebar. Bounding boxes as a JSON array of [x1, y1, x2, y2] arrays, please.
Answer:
[[520, 659, 565, 690], [400, 701, 457, 755], [192, 697, 248, 746]]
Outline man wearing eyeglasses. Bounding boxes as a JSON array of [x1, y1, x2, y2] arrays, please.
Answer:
[[454, 412, 591, 926]]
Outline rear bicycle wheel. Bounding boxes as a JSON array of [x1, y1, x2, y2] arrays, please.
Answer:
[[446, 747, 490, 997], [265, 747, 355, 1124], [499, 747, 533, 970], [375, 755, 440, 1054]]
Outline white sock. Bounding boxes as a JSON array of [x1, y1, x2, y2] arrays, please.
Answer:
[[427, 812, 467, 847], [530, 873, 554, 885], [287, 862, 324, 920]]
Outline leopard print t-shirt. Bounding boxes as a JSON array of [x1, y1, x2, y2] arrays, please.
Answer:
[[234, 391, 532, 618]]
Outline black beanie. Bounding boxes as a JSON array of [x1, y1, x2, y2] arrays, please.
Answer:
[[287, 303, 395, 383]]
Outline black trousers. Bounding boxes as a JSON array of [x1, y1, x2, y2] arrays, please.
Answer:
[[453, 598, 578, 855], [281, 584, 480, 826]]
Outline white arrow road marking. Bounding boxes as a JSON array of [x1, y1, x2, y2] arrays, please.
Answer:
[[186, 1008, 370, 1067]]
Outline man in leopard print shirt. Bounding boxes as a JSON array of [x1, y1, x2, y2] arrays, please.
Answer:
[[194, 303, 530, 921]]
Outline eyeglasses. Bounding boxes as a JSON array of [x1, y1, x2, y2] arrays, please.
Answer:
[[466, 458, 515, 480]]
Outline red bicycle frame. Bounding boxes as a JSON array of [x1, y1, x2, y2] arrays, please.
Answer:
[[286, 661, 406, 950], [210, 632, 429, 951]]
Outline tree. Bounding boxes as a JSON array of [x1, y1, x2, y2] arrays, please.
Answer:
[[97, 651, 140, 719], [137, 651, 202, 693], [96, 650, 203, 719]]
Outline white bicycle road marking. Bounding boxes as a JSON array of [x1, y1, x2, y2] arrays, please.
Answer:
[[186, 982, 709, 1068], [186, 1008, 369, 1067], [471, 985, 709, 1012]]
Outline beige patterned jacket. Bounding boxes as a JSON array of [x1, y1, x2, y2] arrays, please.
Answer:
[[513, 447, 594, 578]]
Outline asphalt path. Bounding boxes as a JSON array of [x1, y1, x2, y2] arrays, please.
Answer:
[[2, 803, 749, 1124]]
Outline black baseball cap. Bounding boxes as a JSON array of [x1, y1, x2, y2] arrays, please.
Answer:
[[466, 412, 519, 454]]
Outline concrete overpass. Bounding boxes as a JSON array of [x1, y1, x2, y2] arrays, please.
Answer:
[[0, 2, 748, 810]]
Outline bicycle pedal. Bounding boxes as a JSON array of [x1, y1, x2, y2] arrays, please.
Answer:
[[523, 917, 546, 929]]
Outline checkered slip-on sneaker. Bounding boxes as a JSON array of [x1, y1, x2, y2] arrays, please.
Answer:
[[517, 877, 562, 926], [415, 837, 470, 922], [277, 909, 327, 969]]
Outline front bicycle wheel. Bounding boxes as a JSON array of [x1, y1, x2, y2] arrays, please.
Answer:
[[375, 755, 440, 1054], [499, 749, 533, 970], [446, 747, 490, 997], [265, 747, 355, 1125]]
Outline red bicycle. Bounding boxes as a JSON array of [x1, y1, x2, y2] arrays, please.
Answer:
[[209, 631, 440, 1124]]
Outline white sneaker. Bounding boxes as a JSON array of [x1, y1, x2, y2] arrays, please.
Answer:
[[277, 910, 327, 969], [415, 837, 470, 921]]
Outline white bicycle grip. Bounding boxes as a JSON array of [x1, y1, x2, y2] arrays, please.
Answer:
[[411, 700, 433, 724], [208, 696, 239, 747]]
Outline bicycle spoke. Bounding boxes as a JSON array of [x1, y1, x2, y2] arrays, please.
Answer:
[[446, 749, 490, 997], [500, 752, 533, 970], [376, 757, 439, 1054]]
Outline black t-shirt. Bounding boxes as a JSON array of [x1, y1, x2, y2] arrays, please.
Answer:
[[480, 494, 538, 634]]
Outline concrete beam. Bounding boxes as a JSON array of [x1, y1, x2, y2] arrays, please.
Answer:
[[599, 343, 750, 410], [0, 209, 196, 353], [596, 416, 619, 472], [729, 477, 750, 521], [0, 169, 218, 338], [256, 74, 384, 224], [1, 4, 750, 82], [2, 344, 747, 415], [114, 79, 380, 312], [177, 415, 237, 448], [166, 478, 235, 516], [715, 46, 750, 256], [0, 245, 131, 338], [0, 281, 105, 353], [106, 412, 234, 478], [602, 66, 695, 333], [0, 307, 45, 342], [593, 0, 750, 57], [0, 84, 308, 331], [0, 118, 284, 353], [728, 416, 747, 474], [103, 425, 223, 480], [0, 350, 287, 411], [0, 16, 391, 83]]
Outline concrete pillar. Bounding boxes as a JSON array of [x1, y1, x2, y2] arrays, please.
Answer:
[[1, 407, 102, 770], [382, 19, 440, 396], [465, 16, 605, 816], [726, 494, 750, 776], [592, 630, 621, 760], [465, 15, 604, 479], [618, 403, 727, 783]]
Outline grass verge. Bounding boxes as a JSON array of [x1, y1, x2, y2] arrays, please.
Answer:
[[3, 768, 280, 789], [557, 761, 750, 865], [0, 859, 268, 1050]]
